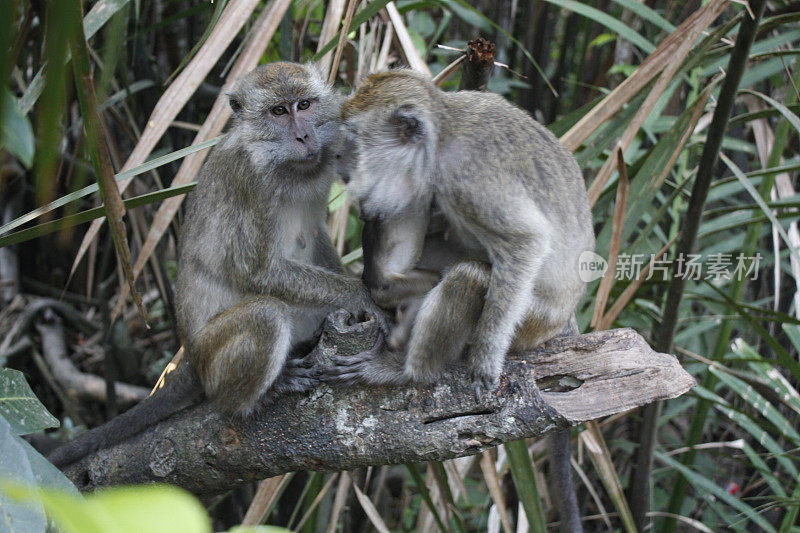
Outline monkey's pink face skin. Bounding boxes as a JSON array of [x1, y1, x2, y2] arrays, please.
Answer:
[[265, 98, 322, 163]]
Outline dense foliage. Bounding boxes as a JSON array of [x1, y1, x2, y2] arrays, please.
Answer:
[[1, 0, 799, 531]]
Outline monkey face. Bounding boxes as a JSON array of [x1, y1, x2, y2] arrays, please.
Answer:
[[226, 62, 342, 170], [339, 84, 437, 218], [334, 126, 358, 185]]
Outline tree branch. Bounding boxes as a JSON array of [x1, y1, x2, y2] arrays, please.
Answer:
[[458, 37, 496, 91], [63, 310, 694, 494]]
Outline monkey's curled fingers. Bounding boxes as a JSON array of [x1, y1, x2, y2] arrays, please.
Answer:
[[360, 300, 392, 336], [273, 357, 323, 394]]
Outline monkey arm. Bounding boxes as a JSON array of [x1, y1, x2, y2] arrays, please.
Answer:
[[370, 270, 441, 308], [248, 258, 380, 316], [467, 226, 549, 393], [312, 230, 347, 275]]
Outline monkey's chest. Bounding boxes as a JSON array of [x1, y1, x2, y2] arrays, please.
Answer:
[[280, 215, 319, 265]]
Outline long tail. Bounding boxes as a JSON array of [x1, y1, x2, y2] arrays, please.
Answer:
[[550, 429, 582, 532], [550, 317, 582, 533], [48, 362, 202, 469]]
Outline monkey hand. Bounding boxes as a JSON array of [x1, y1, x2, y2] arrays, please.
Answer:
[[352, 289, 392, 336]]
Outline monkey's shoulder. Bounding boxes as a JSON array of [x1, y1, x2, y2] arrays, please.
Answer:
[[445, 92, 566, 151]]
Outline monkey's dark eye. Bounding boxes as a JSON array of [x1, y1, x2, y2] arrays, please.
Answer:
[[297, 100, 311, 110], [271, 105, 288, 116]]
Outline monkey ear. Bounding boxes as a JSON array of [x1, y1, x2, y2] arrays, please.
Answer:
[[389, 105, 425, 144], [227, 92, 243, 114]]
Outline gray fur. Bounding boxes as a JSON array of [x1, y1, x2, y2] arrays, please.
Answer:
[[48, 62, 378, 468], [330, 71, 592, 532], [176, 61, 388, 417], [332, 70, 594, 395]]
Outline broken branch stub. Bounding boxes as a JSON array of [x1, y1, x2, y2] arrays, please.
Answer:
[[458, 37, 496, 92], [63, 311, 694, 494]]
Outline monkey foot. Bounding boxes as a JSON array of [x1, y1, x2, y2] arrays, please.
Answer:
[[321, 333, 385, 385], [274, 356, 322, 394], [470, 371, 500, 401]]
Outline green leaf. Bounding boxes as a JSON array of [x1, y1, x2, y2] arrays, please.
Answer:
[[328, 181, 347, 212], [588, 33, 616, 49], [341, 247, 363, 266], [720, 152, 800, 271], [541, 0, 655, 53], [0, 137, 218, 237], [19, 0, 132, 114], [15, 435, 78, 493], [504, 440, 547, 533], [3, 483, 212, 533], [710, 367, 800, 446], [610, 0, 675, 33], [0, 182, 196, 248], [407, 10, 436, 38], [657, 452, 777, 532], [0, 87, 34, 168], [163, 0, 228, 86], [693, 385, 797, 479], [405, 463, 448, 533], [439, 0, 493, 32], [0, 368, 59, 435], [0, 415, 47, 533]]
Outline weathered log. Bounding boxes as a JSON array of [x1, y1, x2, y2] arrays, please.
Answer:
[[63, 310, 694, 494]]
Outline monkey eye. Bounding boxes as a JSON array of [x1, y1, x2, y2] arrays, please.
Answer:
[[297, 99, 311, 110], [271, 105, 288, 116]]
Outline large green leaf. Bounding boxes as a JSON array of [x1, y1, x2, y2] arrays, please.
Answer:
[[0, 415, 47, 533], [0, 368, 59, 435], [15, 435, 78, 494], [3, 484, 212, 533], [0, 87, 34, 168]]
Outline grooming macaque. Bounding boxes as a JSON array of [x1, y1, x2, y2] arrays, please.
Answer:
[[330, 70, 595, 397], [49, 62, 386, 468], [330, 69, 593, 533], [360, 205, 466, 350]]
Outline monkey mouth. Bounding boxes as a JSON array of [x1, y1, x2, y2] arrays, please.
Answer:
[[297, 150, 321, 165]]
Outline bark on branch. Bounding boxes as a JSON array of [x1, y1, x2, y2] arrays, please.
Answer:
[[458, 37, 496, 91], [64, 311, 694, 494]]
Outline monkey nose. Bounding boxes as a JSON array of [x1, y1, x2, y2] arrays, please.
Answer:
[[296, 134, 310, 144]]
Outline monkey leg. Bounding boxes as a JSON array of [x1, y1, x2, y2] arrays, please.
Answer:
[[192, 297, 314, 417], [387, 298, 424, 351], [404, 261, 490, 383], [511, 288, 578, 353]]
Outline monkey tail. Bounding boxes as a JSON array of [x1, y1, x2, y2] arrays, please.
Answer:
[[549, 429, 582, 533], [47, 362, 202, 469], [549, 316, 583, 533]]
